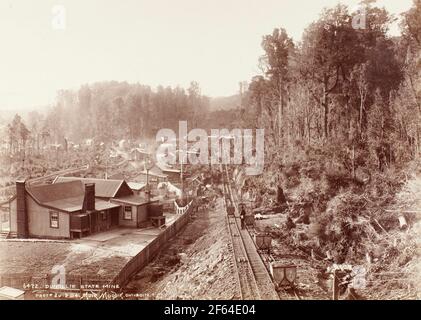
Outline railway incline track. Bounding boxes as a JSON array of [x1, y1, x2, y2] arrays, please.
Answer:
[[221, 164, 279, 300]]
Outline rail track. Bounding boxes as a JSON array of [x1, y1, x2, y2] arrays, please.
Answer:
[[222, 164, 302, 300], [221, 164, 279, 300]]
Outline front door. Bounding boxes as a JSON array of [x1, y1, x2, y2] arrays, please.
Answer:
[[90, 212, 97, 233], [110, 208, 119, 227]]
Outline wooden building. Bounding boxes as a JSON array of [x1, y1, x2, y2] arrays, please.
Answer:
[[131, 164, 168, 187], [3, 177, 161, 240], [129, 148, 150, 161]]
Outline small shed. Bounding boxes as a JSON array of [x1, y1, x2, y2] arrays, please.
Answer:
[[0, 286, 25, 300]]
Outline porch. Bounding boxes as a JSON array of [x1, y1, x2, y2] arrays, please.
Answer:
[[70, 206, 121, 239]]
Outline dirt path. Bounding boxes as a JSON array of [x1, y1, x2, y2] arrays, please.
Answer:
[[127, 197, 239, 299]]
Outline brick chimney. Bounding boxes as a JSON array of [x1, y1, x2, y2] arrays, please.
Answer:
[[82, 183, 95, 212], [16, 179, 28, 238]]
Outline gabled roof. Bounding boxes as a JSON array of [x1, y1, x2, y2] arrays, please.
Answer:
[[127, 182, 146, 191], [26, 181, 85, 213], [27, 180, 84, 203], [110, 194, 150, 206], [53, 177, 133, 198], [132, 164, 167, 179], [133, 170, 167, 180], [27, 180, 121, 213]]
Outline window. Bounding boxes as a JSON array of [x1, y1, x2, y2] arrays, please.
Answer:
[[50, 211, 59, 228], [124, 206, 132, 220], [101, 211, 107, 221]]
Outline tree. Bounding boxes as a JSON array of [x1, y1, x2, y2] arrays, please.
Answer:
[[188, 81, 201, 128], [402, 0, 421, 47], [6, 114, 30, 166], [300, 4, 364, 139], [259, 28, 294, 148], [28, 111, 44, 155]]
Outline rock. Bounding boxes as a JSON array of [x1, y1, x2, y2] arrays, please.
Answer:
[[179, 253, 188, 263], [207, 276, 215, 285]]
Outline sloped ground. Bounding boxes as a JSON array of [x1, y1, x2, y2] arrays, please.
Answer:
[[0, 220, 175, 289], [358, 174, 421, 300], [127, 198, 239, 300], [251, 167, 421, 300], [254, 218, 331, 300]]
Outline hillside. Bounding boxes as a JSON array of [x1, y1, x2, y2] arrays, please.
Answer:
[[209, 94, 241, 111]]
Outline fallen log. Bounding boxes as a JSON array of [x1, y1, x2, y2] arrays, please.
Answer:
[[373, 218, 389, 235], [384, 210, 421, 214]]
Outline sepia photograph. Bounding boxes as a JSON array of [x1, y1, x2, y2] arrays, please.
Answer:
[[0, 0, 420, 304]]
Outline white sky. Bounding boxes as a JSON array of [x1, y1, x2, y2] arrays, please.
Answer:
[[0, 0, 414, 111]]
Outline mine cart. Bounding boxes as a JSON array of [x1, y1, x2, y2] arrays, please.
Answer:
[[227, 206, 235, 216], [254, 232, 272, 254], [269, 262, 297, 290], [244, 214, 255, 227]]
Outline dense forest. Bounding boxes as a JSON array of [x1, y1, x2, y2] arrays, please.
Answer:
[[233, 0, 421, 272], [241, 0, 421, 179], [4, 0, 421, 177], [34, 81, 209, 145]]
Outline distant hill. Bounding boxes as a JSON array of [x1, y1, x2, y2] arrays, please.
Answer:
[[0, 105, 50, 124], [209, 94, 241, 111], [0, 110, 19, 124]]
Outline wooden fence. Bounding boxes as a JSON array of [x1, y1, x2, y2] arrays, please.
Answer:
[[105, 200, 195, 290], [0, 200, 196, 297]]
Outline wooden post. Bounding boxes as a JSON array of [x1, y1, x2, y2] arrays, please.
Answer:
[[311, 249, 316, 260], [352, 144, 355, 179], [332, 269, 339, 301]]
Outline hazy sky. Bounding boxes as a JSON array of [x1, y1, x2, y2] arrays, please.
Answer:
[[0, 0, 414, 111]]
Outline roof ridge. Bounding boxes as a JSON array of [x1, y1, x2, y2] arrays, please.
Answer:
[[58, 176, 125, 183], [114, 180, 125, 197]]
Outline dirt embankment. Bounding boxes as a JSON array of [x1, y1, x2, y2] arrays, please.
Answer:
[[244, 163, 421, 300], [357, 174, 421, 300], [127, 198, 239, 300]]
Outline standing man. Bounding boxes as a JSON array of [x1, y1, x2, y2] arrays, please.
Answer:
[[240, 207, 246, 229], [277, 184, 287, 205]]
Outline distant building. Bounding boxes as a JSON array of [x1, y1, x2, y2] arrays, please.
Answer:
[[84, 139, 94, 147], [2, 176, 162, 240], [126, 182, 147, 197], [131, 164, 168, 187], [107, 173, 148, 198], [129, 148, 150, 161], [107, 172, 125, 180], [156, 162, 181, 184]]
